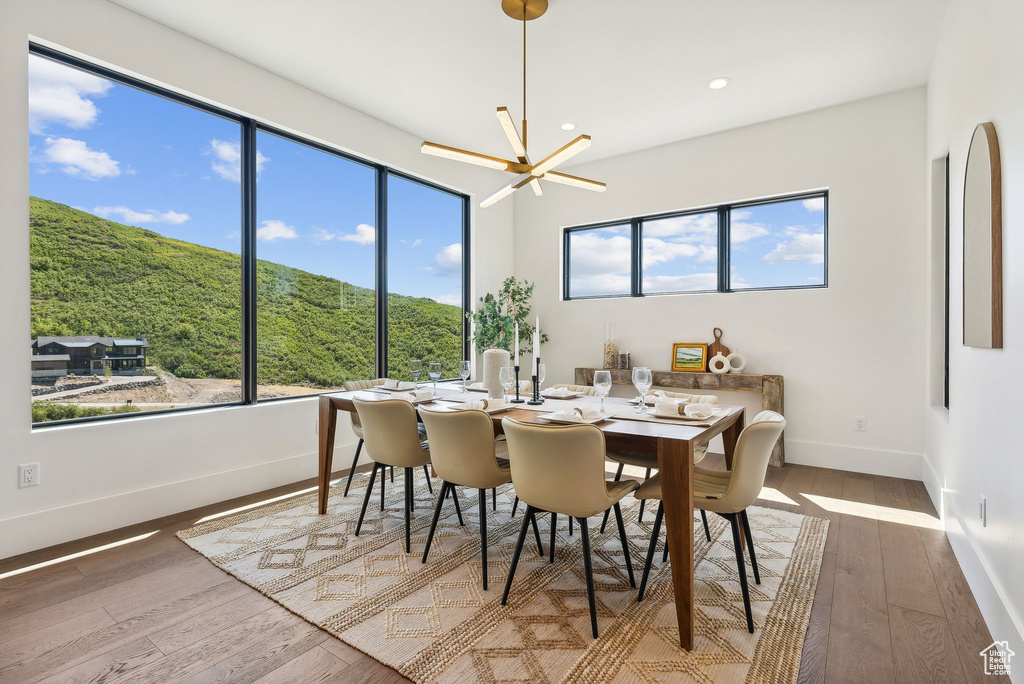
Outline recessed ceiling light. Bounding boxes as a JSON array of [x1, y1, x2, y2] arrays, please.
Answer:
[[560, 121, 577, 131], [707, 77, 730, 90]]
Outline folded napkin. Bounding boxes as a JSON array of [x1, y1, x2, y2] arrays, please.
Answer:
[[383, 379, 416, 390], [547, 407, 603, 423], [467, 382, 486, 391], [683, 403, 717, 419], [541, 386, 577, 398], [394, 389, 433, 402], [451, 398, 498, 411], [653, 400, 686, 417]]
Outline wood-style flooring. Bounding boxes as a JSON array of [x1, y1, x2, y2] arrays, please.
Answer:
[[0, 458, 1006, 683]]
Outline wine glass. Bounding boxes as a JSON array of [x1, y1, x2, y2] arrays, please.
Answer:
[[632, 366, 653, 414], [428, 362, 442, 391], [537, 363, 546, 392], [458, 360, 471, 393], [594, 370, 612, 413], [409, 359, 422, 385], [498, 365, 515, 403]]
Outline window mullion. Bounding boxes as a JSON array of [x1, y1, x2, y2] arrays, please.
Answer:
[[718, 206, 729, 293], [375, 167, 388, 379], [241, 119, 258, 403], [632, 219, 642, 297]]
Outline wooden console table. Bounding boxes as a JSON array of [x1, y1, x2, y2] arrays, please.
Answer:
[[575, 367, 785, 466]]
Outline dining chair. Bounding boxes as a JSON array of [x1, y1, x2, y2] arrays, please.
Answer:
[[633, 410, 786, 634], [501, 417, 639, 638], [352, 398, 435, 553], [419, 409, 544, 589], [600, 392, 720, 530], [550, 383, 599, 396], [343, 379, 433, 498]]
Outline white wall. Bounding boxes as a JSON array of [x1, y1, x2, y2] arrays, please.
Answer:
[[924, 0, 1024, 663], [514, 88, 928, 479], [0, 0, 512, 559]]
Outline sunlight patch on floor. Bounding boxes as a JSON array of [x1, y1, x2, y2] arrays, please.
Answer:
[[756, 487, 799, 506], [194, 485, 319, 524], [802, 493, 942, 530], [0, 530, 158, 581]]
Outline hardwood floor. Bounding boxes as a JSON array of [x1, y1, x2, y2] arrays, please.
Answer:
[[0, 460, 1005, 684]]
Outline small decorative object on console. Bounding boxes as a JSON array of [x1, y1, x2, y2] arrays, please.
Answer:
[[616, 351, 631, 370], [709, 352, 729, 374], [671, 343, 708, 372], [603, 322, 617, 369]]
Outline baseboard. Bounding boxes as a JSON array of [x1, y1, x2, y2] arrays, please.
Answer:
[[785, 439, 923, 479], [922, 455, 1024, 682], [0, 442, 361, 559]]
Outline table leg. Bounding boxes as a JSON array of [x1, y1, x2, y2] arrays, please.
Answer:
[[720, 408, 745, 471], [318, 396, 338, 515], [658, 436, 695, 651]]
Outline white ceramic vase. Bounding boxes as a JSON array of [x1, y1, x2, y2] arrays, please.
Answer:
[[709, 352, 729, 374], [727, 349, 748, 373], [481, 348, 511, 399]]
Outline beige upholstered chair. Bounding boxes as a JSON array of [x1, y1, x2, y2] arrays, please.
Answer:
[[501, 417, 639, 638], [550, 383, 599, 396], [600, 392, 720, 531], [352, 398, 434, 553], [634, 410, 786, 633], [419, 409, 542, 589]]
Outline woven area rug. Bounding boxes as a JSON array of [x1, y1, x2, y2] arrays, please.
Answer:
[[178, 474, 827, 683]]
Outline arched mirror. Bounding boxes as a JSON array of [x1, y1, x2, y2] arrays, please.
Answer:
[[963, 122, 1002, 349]]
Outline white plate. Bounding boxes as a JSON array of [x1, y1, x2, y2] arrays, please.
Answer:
[[537, 412, 608, 425], [541, 391, 583, 399], [648, 409, 720, 421], [371, 385, 418, 393], [443, 402, 513, 414]]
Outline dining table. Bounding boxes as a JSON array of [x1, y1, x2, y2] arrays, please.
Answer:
[[317, 383, 746, 651]]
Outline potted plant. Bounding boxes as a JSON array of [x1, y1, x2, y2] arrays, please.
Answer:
[[466, 276, 548, 355]]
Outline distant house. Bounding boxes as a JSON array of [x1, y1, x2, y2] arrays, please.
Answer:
[[31, 335, 148, 378]]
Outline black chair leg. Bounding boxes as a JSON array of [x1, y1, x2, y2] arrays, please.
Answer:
[[600, 463, 625, 533], [478, 489, 489, 589], [492, 488, 497, 512], [512, 496, 520, 517], [613, 503, 635, 588], [569, 516, 573, 536], [728, 513, 754, 633], [549, 512, 557, 563], [529, 509, 545, 557], [741, 510, 760, 584], [578, 517, 599, 638], [663, 535, 669, 563], [355, 463, 379, 536], [701, 509, 711, 542], [343, 439, 363, 497], [422, 465, 433, 494], [501, 505, 533, 605], [637, 468, 652, 523], [380, 463, 386, 511], [448, 485, 464, 525], [403, 468, 413, 553], [421, 482, 449, 563], [390, 465, 394, 482], [637, 501, 664, 602]]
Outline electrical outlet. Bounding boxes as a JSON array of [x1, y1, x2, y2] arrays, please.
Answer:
[[979, 495, 987, 527], [19, 463, 40, 488], [854, 416, 866, 432]]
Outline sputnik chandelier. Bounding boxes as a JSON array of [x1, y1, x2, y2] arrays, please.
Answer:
[[421, 0, 606, 208]]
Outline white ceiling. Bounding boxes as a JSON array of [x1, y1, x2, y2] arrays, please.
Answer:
[[111, 0, 948, 164]]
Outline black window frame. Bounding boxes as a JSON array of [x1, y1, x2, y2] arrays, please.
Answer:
[[563, 189, 828, 300], [29, 43, 471, 427]]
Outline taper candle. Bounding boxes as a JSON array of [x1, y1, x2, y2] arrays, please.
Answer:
[[514, 322, 519, 365]]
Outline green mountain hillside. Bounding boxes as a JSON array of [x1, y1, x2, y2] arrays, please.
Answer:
[[30, 197, 463, 387]]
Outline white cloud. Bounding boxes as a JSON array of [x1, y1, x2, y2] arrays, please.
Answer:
[[434, 243, 463, 275], [208, 139, 268, 182], [802, 197, 825, 212], [763, 230, 825, 264], [339, 224, 375, 245], [568, 232, 631, 275], [28, 55, 112, 134], [402, 238, 424, 248], [40, 137, 120, 180], [433, 293, 462, 306], [93, 206, 190, 225], [257, 219, 297, 242], [643, 213, 717, 241], [642, 237, 700, 266], [643, 273, 718, 292], [570, 273, 632, 297], [730, 221, 770, 243]]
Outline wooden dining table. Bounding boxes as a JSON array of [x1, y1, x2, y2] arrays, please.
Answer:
[[317, 385, 746, 651]]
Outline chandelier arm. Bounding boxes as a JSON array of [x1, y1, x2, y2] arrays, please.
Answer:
[[522, 3, 527, 153]]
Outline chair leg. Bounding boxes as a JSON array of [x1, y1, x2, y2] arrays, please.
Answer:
[[613, 503, 635, 588], [404, 468, 412, 554], [637, 501, 664, 602], [569, 516, 573, 536], [663, 536, 669, 563], [422, 465, 433, 494], [390, 465, 394, 482], [343, 439, 363, 497], [421, 482, 449, 563], [478, 489, 490, 589], [637, 468, 652, 523], [740, 510, 760, 584], [492, 488, 497, 512], [448, 485, 464, 525], [728, 513, 755, 633], [501, 505, 533, 606], [701, 509, 711, 542], [600, 462, 625, 534], [549, 512, 557, 563], [512, 496, 520, 517], [355, 463, 379, 536], [578, 517, 599, 638], [529, 508, 545, 557], [380, 463, 386, 511]]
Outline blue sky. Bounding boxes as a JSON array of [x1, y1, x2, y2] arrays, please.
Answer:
[[569, 198, 825, 297], [28, 54, 463, 305]]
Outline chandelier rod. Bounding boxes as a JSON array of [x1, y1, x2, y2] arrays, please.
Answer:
[[522, 3, 528, 153]]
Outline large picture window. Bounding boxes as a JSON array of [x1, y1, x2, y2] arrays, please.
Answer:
[[28, 46, 469, 425], [563, 191, 827, 299]]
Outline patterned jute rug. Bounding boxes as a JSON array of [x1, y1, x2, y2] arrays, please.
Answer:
[[178, 474, 828, 683]]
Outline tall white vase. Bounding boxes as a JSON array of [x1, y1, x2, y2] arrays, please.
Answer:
[[481, 349, 511, 399]]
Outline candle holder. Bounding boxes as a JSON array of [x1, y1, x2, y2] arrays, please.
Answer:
[[510, 364, 524, 403], [527, 356, 545, 405]]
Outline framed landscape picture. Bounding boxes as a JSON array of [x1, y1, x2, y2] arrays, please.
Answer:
[[671, 343, 708, 372]]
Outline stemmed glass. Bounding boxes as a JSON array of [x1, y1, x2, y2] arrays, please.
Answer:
[[632, 366, 653, 414], [537, 363, 546, 393], [594, 370, 612, 413], [428, 362, 442, 392], [498, 365, 515, 403], [409, 359, 422, 385], [458, 360, 471, 393]]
